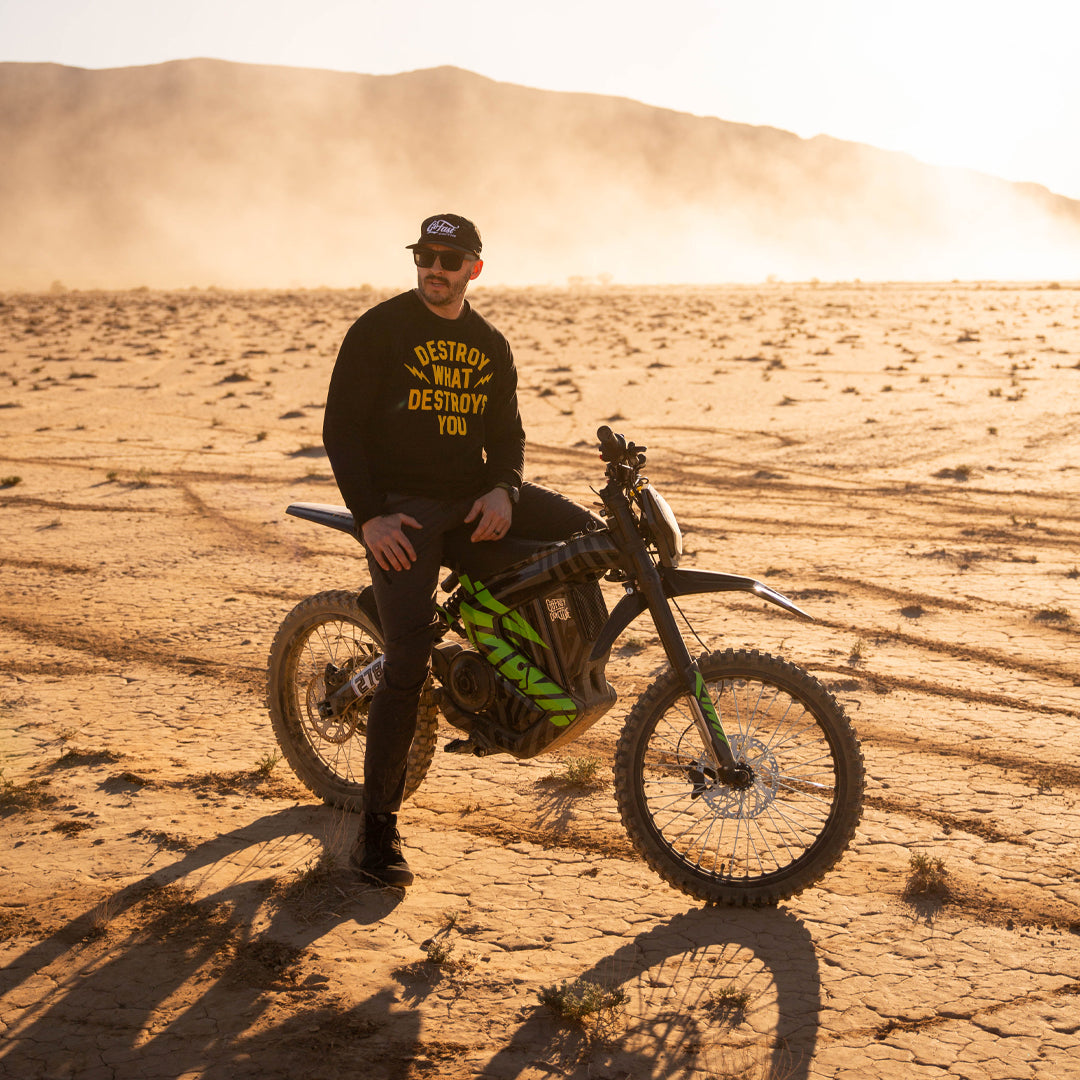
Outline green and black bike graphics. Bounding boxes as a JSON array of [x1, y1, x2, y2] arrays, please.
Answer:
[[433, 551, 619, 759], [693, 669, 730, 748], [456, 575, 578, 727]]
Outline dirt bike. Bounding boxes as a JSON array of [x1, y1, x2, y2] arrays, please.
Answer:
[[267, 426, 864, 905]]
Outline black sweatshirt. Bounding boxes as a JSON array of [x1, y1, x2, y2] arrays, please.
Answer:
[[322, 290, 526, 527]]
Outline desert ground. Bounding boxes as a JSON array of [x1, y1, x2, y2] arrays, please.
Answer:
[[1, 281, 1079, 1079]]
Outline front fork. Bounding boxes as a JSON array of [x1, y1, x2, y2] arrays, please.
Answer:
[[603, 485, 749, 786], [318, 653, 384, 719], [656, 596, 749, 786]]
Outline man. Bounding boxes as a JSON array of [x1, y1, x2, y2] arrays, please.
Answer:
[[323, 213, 599, 887]]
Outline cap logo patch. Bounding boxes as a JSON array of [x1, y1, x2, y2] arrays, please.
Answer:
[[426, 219, 458, 238]]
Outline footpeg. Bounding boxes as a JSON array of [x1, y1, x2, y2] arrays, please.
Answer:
[[445, 738, 490, 757]]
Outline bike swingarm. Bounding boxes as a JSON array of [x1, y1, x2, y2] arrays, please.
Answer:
[[589, 567, 811, 662]]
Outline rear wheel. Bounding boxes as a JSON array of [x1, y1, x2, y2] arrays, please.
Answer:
[[266, 590, 438, 810], [614, 649, 863, 905]]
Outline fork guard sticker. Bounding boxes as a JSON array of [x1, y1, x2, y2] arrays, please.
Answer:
[[694, 670, 730, 747]]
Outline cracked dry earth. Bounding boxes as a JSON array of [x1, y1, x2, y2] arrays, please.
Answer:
[[1, 282, 1079, 1079]]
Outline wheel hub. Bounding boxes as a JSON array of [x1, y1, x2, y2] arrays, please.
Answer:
[[305, 662, 365, 743], [691, 736, 780, 819]]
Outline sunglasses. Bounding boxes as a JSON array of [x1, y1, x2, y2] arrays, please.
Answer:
[[413, 248, 473, 272]]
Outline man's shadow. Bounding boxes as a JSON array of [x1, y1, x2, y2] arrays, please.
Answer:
[[0, 805, 416, 1080], [209, 899, 821, 1080]]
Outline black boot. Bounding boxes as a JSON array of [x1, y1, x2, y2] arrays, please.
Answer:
[[350, 812, 414, 887]]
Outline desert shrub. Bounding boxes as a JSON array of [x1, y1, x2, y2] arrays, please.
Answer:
[[538, 978, 628, 1029], [904, 852, 950, 900]]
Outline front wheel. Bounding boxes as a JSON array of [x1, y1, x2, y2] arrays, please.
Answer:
[[614, 649, 864, 905], [266, 590, 438, 811]]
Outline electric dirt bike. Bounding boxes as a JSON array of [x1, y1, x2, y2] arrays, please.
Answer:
[[267, 427, 864, 905]]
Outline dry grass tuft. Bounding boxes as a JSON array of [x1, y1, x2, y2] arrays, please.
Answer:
[[53, 747, 122, 768], [52, 819, 93, 837], [0, 771, 57, 816], [1033, 607, 1070, 624], [704, 984, 752, 1023], [903, 852, 950, 901], [541, 755, 607, 789], [538, 977, 628, 1034]]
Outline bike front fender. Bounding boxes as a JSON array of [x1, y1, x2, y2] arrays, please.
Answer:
[[661, 567, 813, 621], [589, 567, 812, 662]]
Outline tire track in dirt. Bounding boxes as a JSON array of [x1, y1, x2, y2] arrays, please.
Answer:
[[856, 728, 1080, 790], [630, 456, 1080, 530], [232, 585, 317, 603], [861, 792, 1034, 846], [0, 452, 340, 490], [0, 611, 263, 690], [822, 981, 1080, 1045], [812, 570, 1080, 621], [663, 465, 1080, 522], [177, 482, 272, 553], [735, 598, 1080, 692], [528, 439, 1049, 520], [424, 797, 1079, 931], [814, 663, 1080, 718], [0, 556, 95, 575], [804, 575, 973, 612], [683, 504, 1080, 550], [0, 494, 166, 514], [441, 811, 638, 862]]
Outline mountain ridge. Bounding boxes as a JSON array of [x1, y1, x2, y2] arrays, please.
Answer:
[[1, 59, 1077, 288]]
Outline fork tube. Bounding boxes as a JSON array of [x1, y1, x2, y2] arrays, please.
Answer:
[[602, 484, 739, 776]]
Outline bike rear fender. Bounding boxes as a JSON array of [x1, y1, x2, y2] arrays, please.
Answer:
[[589, 567, 811, 661]]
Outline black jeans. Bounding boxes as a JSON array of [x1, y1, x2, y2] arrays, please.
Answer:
[[363, 482, 603, 812]]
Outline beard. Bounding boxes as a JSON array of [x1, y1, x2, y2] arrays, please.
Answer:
[[417, 270, 469, 309]]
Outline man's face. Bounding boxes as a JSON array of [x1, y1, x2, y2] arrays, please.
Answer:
[[415, 244, 482, 312]]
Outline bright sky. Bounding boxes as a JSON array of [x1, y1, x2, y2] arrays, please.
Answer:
[[3, 0, 1079, 200]]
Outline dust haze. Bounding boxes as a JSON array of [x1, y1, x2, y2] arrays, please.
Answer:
[[1, 59, 1079, 290]]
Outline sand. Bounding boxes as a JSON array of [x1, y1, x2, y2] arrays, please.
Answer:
[[1, 281, 1079, 1079]]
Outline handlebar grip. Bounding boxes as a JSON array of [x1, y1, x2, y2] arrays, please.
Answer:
[[597, 425, 627, 462]]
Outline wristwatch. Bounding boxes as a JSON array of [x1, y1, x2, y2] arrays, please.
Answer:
[[493, 481, 520, 504]]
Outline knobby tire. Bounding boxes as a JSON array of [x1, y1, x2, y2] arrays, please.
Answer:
[[614, 648, 864, 906], [266, 590, 438, 811]]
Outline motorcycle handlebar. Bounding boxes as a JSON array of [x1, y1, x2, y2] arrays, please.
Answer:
[[596, 425, 647, 468]]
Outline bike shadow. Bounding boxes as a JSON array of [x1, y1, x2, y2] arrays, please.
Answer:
[[477, 904, 821, 1080]]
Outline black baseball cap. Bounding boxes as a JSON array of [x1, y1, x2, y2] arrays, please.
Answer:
[[407, 214, 482, 258]]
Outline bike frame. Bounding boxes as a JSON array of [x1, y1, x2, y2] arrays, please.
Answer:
[[284, 464, 812, 778]]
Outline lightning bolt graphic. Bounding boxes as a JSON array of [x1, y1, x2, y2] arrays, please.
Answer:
[[476, 373, 492, 387], [405, 364, 430, 384]]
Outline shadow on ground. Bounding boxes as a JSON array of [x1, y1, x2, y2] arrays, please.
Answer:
[[0, 806, 820, 1079]]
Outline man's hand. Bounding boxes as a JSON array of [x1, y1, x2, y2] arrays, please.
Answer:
[[465, 487, 512, 542], [361, 513, 422, 571]]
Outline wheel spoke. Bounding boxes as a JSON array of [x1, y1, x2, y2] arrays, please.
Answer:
[[290, 616, 377, 782], [619, 652, 862, 900], [268, 592, 439, 809]]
